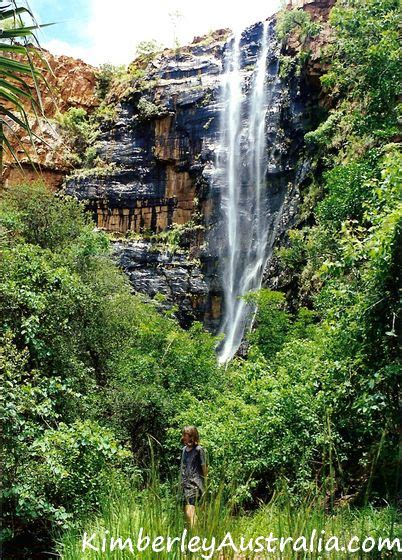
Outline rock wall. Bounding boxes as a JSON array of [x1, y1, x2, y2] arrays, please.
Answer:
[[286, 0, 336, 19], [9, 1, 335, 336], [2, 49, 98, 188], [114, 241, 209, 327], [64, 12, 324, 330]]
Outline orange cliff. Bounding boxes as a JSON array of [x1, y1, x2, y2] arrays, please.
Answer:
[[2, 48, 99, 189]]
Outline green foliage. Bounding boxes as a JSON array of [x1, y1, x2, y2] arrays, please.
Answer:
[[0, 1, 49, 174], [93, 101, 118, 125], [99, 41, 162, 103], [56, 104, 120, 169], [66, 162, 120, 181], [164, 295, 324, 501], [277, 0, 401, 499], [0, 331, 133, 534], [59, 477, 400, 560], [309, 0, 401, 161], [143, 220, 204, 253], [278, 54, 295, 79], [276, 8, 321, 44], [56, 107, 98, 166], [103, 301, 220, 462], [0, 184, 131, 538], [2, 2, 401, 554], [167, 315, 324, 502], [136, 96, 166, 121], [28, 421, 132, 517], [277, 228, 308, 270], [276, 8, 320, 80], [323, 0, 401, 137], [0, 182, 220, 547], [0, 181, 91, 249], [95, 63, 126, 99], [245, 290, 290, 360], [135, 39, 163, 59], [317, 161, 377, 229], [279, 50, 312, 81], [106, 59, 161, 102]]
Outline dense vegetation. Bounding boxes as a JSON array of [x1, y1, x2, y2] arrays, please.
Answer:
[[0, 183, 221, 554], [60, 483, 398, 560], [0, 0, 401, 556], [172, 0, 401, 505]]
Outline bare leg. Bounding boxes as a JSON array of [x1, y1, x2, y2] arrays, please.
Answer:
[[184, 504, 196, 528]]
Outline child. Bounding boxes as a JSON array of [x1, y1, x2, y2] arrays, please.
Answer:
[[180, 425, 207, 527]]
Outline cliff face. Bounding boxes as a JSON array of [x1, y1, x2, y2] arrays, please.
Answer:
[[12, 1, 334, 334], [286, 0, 336, 18], [65, 29, 229, 235], [64, 13, 324, 330], [3, 50, 98, 189], [65, 29, 230, 327]]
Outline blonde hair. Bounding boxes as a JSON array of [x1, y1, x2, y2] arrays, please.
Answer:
[[182, 425, 200, 445]]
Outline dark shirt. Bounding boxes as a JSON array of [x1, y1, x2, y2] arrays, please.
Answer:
[[180, 445, 206, 499]]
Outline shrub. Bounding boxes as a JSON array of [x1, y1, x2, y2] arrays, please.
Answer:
[[136, 96, 165, 121], [276, 8, 321, 44], [245, 289, 291, 360], [135, 39, 163, 59], [56, 108, 98, 166], [0, 182, 220, 546], [95, 63, 126, 99], [0, 182, 91, 250]]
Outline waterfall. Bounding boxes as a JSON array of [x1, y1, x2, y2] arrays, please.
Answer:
[[217, 21, 272, 364]]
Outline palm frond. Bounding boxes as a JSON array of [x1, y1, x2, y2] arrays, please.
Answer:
[[0, 6, 29, 19], [0, 0, 54, 179]]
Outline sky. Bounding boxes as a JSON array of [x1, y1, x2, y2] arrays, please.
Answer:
[[29, 0, 281, 66]]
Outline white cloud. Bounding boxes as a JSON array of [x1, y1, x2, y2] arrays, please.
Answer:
[[45, 0, 281, 66], [42, 39, 92, 62]]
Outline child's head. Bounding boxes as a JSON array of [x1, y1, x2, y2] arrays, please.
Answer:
[[182, 425, 200, 447]]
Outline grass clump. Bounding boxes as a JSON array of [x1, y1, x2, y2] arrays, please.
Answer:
[[58, 478, 400, 559]]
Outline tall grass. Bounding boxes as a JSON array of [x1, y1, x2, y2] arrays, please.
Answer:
[[58, 478, 400, 559], [58, 480, 235, 560]]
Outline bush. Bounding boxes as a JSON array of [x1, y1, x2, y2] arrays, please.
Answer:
[[95, 63, 126, 99], [27, 421, 132, 518], [136, 96, 165, 121], [56, 107, 96, 164], [166, 328, 325, 504], [245, 290, 290, 360], [0, 182, 91, 250], [4, 416, 133, 532], [317, 161, 377, 229], [278, 0, 401, 501], [135, 39, 162, 59], [276, 8, 321, 44]]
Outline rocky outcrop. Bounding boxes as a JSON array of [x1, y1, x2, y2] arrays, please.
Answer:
[[8, 1, 335, 334], [64, 12, 324, 330], [3, 49, 98, 188], [283, 2, 335, 93], [38, 51, 98, 117], [114, 241, 208, 327], [286, 0, 336, 19], [64, 29, 229, 234]]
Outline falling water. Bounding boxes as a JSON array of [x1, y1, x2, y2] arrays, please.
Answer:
[[217, 21, 272, 363]]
